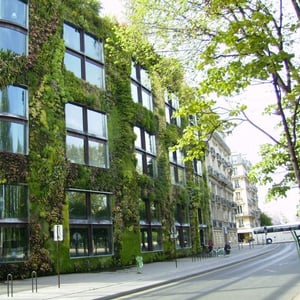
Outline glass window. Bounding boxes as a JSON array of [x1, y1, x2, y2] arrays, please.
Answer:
[[134, 127, 157, 176], [131, 82, 139, 103], [135, 152, 143, 174], [140, 68, 151, 90], [68, 191, 87, 219], [68, 190, 113, 257], [0, 226, 28, 261], [0, 184, 28, 219], [93, 227, 112, 255], [0, 184, 29, 262], [66, 135, 84, 164], [88, 140, 107, 168], [0, 27, 27, 54], [0, 85, 28, 154], [65, 103, 109, 168], [169, 150, 186, 185], [63, 23, 80, 52], [0, 120, 26, 154], [0, 0, 27, 27], [0, 85, 27, 117], [84, 33, 104, 62], [85, 61, 105, 89], [64, 52, 82, 79], [152, 228, 162, 250], [87, 110, 107, 138], [91, 194, 110, 221], [134, 127, 142, 148], [63, 22, 105, 89], [70, 227, 89, 257], [142, 89, 153, 111], [131, 63, 153, 111], [65, 103, 83, 132]]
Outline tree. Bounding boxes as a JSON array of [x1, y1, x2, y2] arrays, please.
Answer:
[[260, 212, 273, 226], [125, 0, 300, 198]]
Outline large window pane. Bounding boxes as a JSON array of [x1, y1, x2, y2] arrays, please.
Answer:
[[91, 194, 110, 221], [68, 192, 87, 219], [88, 140, 107, 168], [135, 152, 143, 174], [65, 103, 83, 132], [63, 23, 80, 52], [131, 82, 139, 103], [0, 0, 27, 27], [87, 110, 107, 138], [140, 68, 151, 90], [64, 52, 82, 78], [84, 33, 104, 62], [0, 27, 27, 54], [93, 227, 112, 255], [152, 228, 162, 250], [70, 227, 89, 257], [66, 135, 84, 164], [0, 86, 27, 117], [142, 89, 153, 111], [134, 127, 142, 148], [0, 184, 28, 219], [146, 156, 157, 177], [0, 120, 26, 154], [0, 226, 28, 261], [85, 61, 105, 88]]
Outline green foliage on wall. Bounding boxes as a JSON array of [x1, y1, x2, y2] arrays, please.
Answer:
[[0, 0, 212, 277]]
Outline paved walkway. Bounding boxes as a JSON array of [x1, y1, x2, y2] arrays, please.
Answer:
[[0, 244, 293, 299]]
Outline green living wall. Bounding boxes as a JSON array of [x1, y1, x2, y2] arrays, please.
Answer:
[[0, 0, 211, 278]]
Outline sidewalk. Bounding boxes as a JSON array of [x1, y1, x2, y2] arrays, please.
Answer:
[[0, 244, 278, 299]]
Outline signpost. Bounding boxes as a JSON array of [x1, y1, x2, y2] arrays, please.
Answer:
[[170, 224, 178, 268], [53, 225, 63, 288]]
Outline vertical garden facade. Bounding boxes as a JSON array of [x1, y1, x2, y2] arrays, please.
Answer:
[[0, 0, 211, 277]]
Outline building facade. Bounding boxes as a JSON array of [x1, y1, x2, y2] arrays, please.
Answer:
[[0, 0, 212, 278], [206, 132, 237, 247], [231, 153, 261, 243]]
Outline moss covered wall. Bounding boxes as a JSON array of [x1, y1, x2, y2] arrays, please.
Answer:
[[0, 0, 212, 278]]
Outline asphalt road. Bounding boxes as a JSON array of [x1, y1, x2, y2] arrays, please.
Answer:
[[118, 243, 300, 300]]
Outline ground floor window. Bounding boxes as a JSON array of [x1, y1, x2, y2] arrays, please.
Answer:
[[69, 226, 112, 257], [140, 227, 162, 252], [0, 184, 29, 262], [67, 190, 113, 257]]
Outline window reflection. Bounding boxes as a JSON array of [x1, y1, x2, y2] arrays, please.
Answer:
[[64, 52, 82, 79], [85, 61, 104, 89], [84, 33, 104, 62], [66, 135, 84, 164], [0, 0, 27, 28], [0, 121, 26, 154], [0, 27, 27, 54], [0, 86, 27, 117], [63, 23, 80, 52]]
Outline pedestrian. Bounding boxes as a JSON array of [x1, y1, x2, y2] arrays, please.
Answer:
[[208, 240, 213, 253], [224, 241, 231, 255]]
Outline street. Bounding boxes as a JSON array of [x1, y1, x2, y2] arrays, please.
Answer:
[[118, 243, 300, 300]]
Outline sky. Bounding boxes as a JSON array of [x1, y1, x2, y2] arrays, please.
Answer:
[[99, 0, 299, 223]]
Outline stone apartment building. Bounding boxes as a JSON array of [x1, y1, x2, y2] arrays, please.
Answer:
[[231, 153, 261, 243], [206, 132, 237, 247]]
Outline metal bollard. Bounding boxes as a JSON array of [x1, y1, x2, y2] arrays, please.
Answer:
[[7, 273, 13, 297], [32, 271, 38, 293]]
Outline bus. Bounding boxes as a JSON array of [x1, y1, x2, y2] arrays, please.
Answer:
[[253, 223, 300, 244]]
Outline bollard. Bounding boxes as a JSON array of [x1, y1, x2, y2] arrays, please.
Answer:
[[136, 256, 143, 274], [7, 273, 13, 297], [32, 271, 38, 293]]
